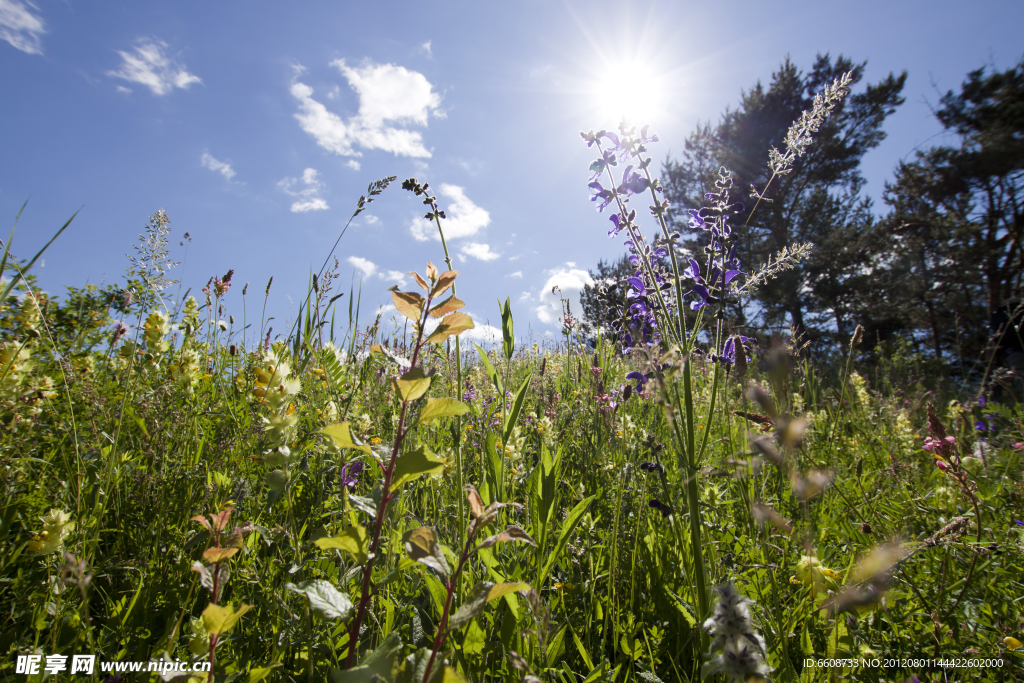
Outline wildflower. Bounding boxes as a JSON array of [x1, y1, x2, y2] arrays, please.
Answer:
[[339, 461, 365, 489], [28, 509, 75, 555], [110, 320, 129, 345], [648, 499, 671, 517], [639, 462, 665, 476], [791, 555, 843, 597], [701, 583, 769, 682], [626, 371, 648, 392], [1014, 520, 1024, 527], [462, 382, 477, 403]]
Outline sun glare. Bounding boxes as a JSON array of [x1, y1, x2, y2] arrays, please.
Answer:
[[594, 60, 662, 128]]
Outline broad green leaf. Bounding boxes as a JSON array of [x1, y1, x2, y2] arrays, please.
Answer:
[[402, 526, 450, 577], [348, 494, 377, 518], [392, 290, 425, 321], [426, 311, 474, 344], [284, 580, 354, 620], [502, 371, 534, 445], [247, 662, 282, 683], [331, 631, 402, 683], [428, 295, 465, 318], [320, 423, 372, 455], [395, 367, 431, 401], [475, 344, 502, 394], [540, 495, 596, 585], [391, 446, 446, 489], [315, 525, 370, 564], [463, 619, 486, 655], [202, 602, 252, 636], [484, 433, 504, 501], [448, 581, 530, 632], [418, 397, 470, 425], [547, 625, 567, 667]]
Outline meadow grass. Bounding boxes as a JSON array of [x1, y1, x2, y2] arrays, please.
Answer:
[[1, 82, 1023, 683]]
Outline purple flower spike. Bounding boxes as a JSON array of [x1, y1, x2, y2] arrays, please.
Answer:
[[687, 209, 706, 230], [339, 461, 365, 489]]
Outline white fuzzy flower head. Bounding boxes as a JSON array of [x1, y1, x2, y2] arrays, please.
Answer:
[[702, 583, 768, 682]]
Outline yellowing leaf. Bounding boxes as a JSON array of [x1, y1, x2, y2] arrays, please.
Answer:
[[391, 445, 446, 489], [202, 547, 239, 563], [409, 271, 430, 291], [428, 295, 465, 318], [395, 367, 431, 402], [425, 261, 439, 281], [431, 270, 459, 298], [202, 602, 252, 636], [319, 423, 372, 455], [392, 291, 425, 321], [314, 525, 370, 564], [447, 581, 530, 631], [426, 312, 474, 344], [418, 397, 469, 425], [466, 485, 485, 518]]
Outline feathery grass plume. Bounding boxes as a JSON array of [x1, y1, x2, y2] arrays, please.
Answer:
[[734, 242, 814, 295], [701, 582, 769, 682], [124, 209, 179, 310], [767, 72, 854, 178]]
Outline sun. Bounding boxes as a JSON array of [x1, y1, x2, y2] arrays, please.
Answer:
[[593, 60, 663, 128]]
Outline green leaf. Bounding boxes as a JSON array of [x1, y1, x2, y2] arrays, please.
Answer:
[[547, 625, 567, 667], [403, 526, 449, 577], [484, 433, 504, 501], [247, 663, 282, 683], [348, 494, 377, 518], [395, 647, 446, 683], [426, 311, 474, 343], [320, 423, 372, 455], [447, 581, 530, 632], [502, 371, 534, 445], [315, 525, 370, 564], [540, 495, 596, 585], [331, 631, 402, 683], [463, 618, 486, 655], [499, 297, 514, 360], [395, 367, 431, 401], [284, 580, 354, 620], [202, 602, 252, 636], [418, 397, 470, 425], [391, 446, 446, 489], [475, 344, 503, 395]]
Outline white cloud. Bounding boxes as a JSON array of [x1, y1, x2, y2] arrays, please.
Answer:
[[346, 159, 361, 171], [107, 39, 201, 96], [420, 40, 432, 58], [508, 271, 522, 278], [410, 184, 490, 241], [348, 256, 377, 279], [278, 167, 329, 213], [291, 58, 441, 160], [534, 267, 593, 325], [0, 0, 45, 54], [379, 269, 407, 287], [201, 153, 235, 181], [459, 242, 500, 261], [363, 214, 379, 225], [461, 324, 502, 343]]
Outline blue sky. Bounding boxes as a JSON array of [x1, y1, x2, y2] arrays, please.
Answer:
[[2, 0, 1022, 345]]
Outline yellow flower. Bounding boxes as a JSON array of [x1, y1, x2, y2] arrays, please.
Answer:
[[27, 509, 75, 555], [371, 437, 382, 445], [1005, 636, 1023, 651], [791, 555, 842, 597]]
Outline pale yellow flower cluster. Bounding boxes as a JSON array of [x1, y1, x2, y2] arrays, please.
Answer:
[[27, 509, 75, 555]]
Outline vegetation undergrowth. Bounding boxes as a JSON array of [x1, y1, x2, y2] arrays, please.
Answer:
[[1, 73, 1023, 683]]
